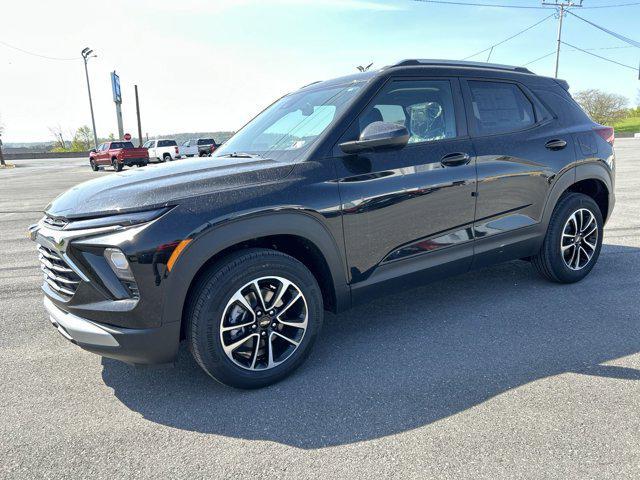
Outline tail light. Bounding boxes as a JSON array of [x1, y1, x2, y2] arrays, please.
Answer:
[[174, 146, 179, 154], [594, 126, 614, 145], [210, 144, 217, 153]]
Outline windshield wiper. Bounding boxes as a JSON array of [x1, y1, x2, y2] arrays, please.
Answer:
[[218, 152, 262, 158]]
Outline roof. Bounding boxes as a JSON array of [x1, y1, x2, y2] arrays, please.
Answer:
[[388, 59, 534, 74], [297, 58, 542, 93]]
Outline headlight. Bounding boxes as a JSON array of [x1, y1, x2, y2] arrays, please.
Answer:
[[63, 207, 170, 231]]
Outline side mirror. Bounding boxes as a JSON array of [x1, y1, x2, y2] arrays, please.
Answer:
[[339, 121, 409, 154], [90, 149, 97, 154]]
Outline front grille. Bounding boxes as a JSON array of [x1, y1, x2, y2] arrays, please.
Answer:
[[37, 245, 81, 298], [43, 216, 68, 229]]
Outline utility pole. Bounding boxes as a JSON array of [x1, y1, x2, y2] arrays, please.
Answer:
[[134, 85, 143, 147], [542, 1, 582, 78], [81, 47, 98, 149]]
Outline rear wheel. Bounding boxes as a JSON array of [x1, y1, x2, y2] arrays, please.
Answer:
[[532, 193, 603, 283], [186, 248, 323, 389], [112, 159, 123, 172], [163, 153, 171, 162]]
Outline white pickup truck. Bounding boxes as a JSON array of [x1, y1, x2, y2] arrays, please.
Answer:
[[179, 138, 218, 157], [143, 139, 180, 162]]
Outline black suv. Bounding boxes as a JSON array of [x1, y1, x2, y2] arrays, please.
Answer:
[[30, 60, 615, 389]]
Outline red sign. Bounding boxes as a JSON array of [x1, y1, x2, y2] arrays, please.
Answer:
[[123, 133, 132, 141]]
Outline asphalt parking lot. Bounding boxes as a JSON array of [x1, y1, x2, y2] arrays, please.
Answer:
[[1, 140, 639, 479]]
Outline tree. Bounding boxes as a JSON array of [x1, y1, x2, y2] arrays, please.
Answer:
[[574, 89, 628, 125], [70, 125, 94, 151], [48, 125, 67, 151]]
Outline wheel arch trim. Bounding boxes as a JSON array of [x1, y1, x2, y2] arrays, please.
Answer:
[[542, 160, 613, 228], [161, 210, 351, 326]]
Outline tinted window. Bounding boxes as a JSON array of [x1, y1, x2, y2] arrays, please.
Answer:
[[197, 139, 214, 145], [158, 140, 177, 147], [468, 81, 535, 135], [357, 79, 457, 144], [110, 141, 134, 149]]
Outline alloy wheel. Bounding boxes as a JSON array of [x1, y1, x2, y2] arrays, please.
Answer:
[[561, 208, 598, 271], [219, 276, 308, 371]]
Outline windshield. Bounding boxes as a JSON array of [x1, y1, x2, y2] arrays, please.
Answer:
[[213, 81, 365, 161]]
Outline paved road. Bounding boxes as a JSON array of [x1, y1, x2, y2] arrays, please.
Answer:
[[1, 141, 639, 479]]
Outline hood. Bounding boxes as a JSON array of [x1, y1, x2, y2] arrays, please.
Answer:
[[46, 157, 294, 219]]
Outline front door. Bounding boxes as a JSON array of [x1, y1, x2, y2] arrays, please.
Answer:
[[334, 77, 477, 295], [97, 143, 109, 165]]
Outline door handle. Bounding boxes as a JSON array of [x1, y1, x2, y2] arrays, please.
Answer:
[[441, 152, 471, 167], [545, 139, 567, 151]]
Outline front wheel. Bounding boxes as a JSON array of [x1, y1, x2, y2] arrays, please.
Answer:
[[186, 248, 323, 389], [90, 159, 98, 171], [532, 193, 603, 283]]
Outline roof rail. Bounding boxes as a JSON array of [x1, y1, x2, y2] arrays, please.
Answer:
[[391, 59, 534, 74]]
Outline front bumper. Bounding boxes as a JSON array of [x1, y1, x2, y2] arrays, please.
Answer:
[[44, 296, 180, 365]]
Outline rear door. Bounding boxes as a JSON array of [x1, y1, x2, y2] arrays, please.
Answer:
[[461, 78, 576, 266], [335, 77, 477, 292]]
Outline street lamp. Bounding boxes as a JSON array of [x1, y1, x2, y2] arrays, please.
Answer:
[[81, 47, 99, 149]]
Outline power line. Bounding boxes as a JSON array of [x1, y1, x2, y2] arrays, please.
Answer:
[[583, 45, 634, 50], [521, 51, 556, 66], [0, 39, 78, 61], [462, 13, 555, 60], [411, 0, 550, 9], [565, 10, 640, 48], [581, 1, 640, 8], [561, 41, 637, 70]]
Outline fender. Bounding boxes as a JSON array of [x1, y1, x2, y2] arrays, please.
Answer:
[[541, 159, 613, 228], [575, 160, 615, 223], [161, 210, 351, 326]]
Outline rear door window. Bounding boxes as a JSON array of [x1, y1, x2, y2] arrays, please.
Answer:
[[158, 140, 177, 147], [198, 139, 215, 145], [467, 80, 535, 135]]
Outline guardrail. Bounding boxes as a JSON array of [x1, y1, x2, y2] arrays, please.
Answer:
[[4, 151, 89, 160]]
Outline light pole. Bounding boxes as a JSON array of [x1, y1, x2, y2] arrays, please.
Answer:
[[81, 47, 99, 149]]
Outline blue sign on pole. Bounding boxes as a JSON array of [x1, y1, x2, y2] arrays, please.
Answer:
[[111, 71, 122, 104]]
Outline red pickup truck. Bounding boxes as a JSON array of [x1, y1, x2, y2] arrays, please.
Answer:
[[89, 141, 149, 172]]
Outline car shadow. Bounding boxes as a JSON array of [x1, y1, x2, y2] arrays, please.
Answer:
[[102, 243, 640, 449]]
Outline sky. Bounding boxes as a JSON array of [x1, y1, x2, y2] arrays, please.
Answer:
[[0, 0, 639, 143]]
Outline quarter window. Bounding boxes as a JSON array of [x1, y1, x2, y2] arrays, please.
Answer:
[[468, 81, 535, 135], [356, 80, 458, 145]]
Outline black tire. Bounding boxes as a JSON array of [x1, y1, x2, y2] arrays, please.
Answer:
[[112, 159, 123, 172], [532, 193, 603, 283], [163, 153, 172, 162], [90, 159, 98, 171], [186, 248, 323, 389]]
